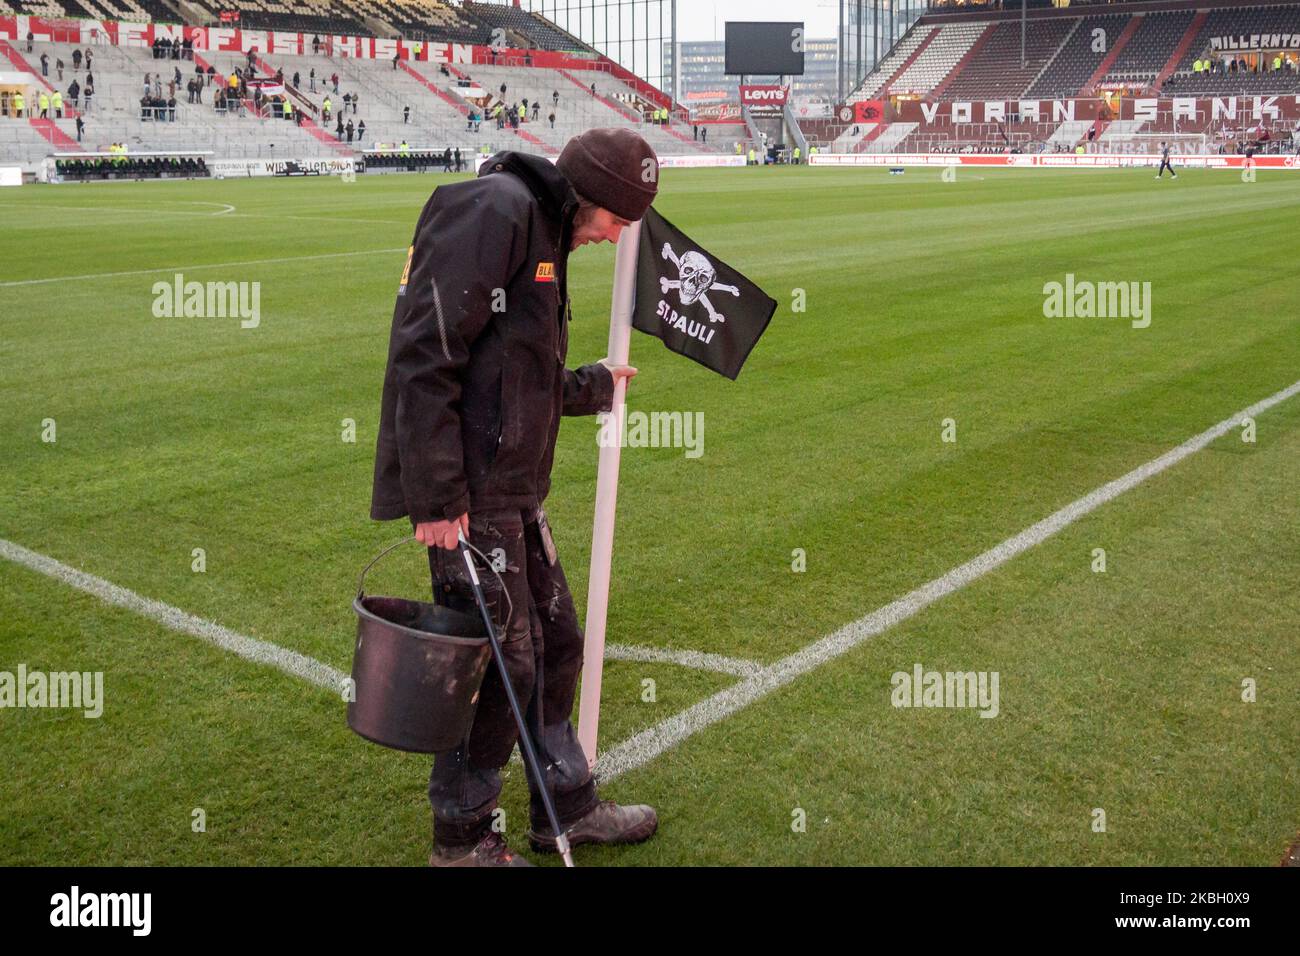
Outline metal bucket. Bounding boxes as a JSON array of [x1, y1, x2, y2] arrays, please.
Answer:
[[347, 538, 492, 753]]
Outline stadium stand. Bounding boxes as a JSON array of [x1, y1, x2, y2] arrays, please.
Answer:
[[462, 1, 584, 51], [1024, 13, 1129, 98], [1099, 11, 1197, 91], [938, 18, 1076, 101], [851, 25, 935, 101], [181, 0, 371, 38], [1163, 5, 1300, 95], [889, 22, 986, 96]]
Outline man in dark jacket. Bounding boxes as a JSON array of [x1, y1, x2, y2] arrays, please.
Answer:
[[371, 129, 659, 866]]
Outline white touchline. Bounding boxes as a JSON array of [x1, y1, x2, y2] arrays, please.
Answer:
[[592, 378, 1300, 782], [0, 539, 347, 692], [0, 247, 407, 289]]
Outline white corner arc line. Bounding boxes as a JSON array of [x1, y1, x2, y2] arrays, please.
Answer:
[[0, 539, 347, 693], [604, 643, 762, 678], [593, 378, 1300, 782]]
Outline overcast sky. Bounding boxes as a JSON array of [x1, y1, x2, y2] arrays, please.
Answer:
[[677, 0, 840, 42]]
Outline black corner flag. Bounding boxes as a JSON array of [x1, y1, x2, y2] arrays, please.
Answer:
[[632, 207, 777, 380]]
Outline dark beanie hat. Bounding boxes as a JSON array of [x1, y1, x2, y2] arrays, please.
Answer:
[[556, 128, 658, 221]]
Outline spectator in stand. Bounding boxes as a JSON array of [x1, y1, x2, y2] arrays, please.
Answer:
[[168, 96, 176, 121], [76, 115, 84, 142], [84, 74, 94, 109], [56, 57, 64, 81], [352, 93, 358, 114], [207, 64, 215, 86], [40, 53, 49, 78], [344, 92, 352, 113], [346, 118, 355, 143], [336, 114, 344, 139], [332, 73, 339, 93], [393, 52, 400, 71], [357, 119, 366, 142], [26, 30, 33, 53], [174, 65, 181, 86], [313, 35, 321, 55], [143, 73, 152, 96], [73, 48, 82, 70], [552, 90, 559, 106], [404, 105, 410, 124], [590, 82, 597, 97], [309, 68, 316, 92], [85, 50, 92, 72], [500, 82, 507, 99], [293, 71, 300, 89], [548, 111, 555, 129], [531, 101, 539, 121], [68, 79, 80, 109], [454, 146, 462, 171]]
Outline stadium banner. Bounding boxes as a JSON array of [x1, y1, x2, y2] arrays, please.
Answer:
[[210, 157, 359, 178], [658, 155, 746, 168], [854, 100, 886, 124], [740, 84, 788, 116], [893, 96, 1300, 124], [810, 153, 1300, 169]]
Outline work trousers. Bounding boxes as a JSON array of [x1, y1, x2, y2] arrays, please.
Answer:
[[424, 505, 598, 847]]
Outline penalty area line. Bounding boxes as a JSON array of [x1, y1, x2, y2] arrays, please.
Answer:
[[592, 377, 1300, 783]]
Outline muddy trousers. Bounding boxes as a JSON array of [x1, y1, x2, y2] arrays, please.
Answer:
[[425, 506, 599, 847]]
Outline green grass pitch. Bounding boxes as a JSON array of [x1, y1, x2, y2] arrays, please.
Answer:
[[1, 165, 1298, 865]]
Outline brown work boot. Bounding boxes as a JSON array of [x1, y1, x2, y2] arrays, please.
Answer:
[[528, 800, 658, 853], [428, 831, 533, 867]]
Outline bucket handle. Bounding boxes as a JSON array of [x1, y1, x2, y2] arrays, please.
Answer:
[[356, 535, 516, 625], [356, 535, 420, 599]]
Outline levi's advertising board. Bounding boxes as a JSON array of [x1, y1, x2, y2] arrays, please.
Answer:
[[740, 85, 788, 116]]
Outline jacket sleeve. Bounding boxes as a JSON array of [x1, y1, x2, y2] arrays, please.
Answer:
[[390, 188, 530, 523], [562, 362, 616, 417]]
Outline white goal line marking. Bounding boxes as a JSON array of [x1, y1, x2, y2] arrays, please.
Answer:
[[0, 247, 407, 288], [0, 539, 744, 688], [592, 378, 1300, 782]]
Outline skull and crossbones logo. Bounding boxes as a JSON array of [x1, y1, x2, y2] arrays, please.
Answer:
[[659, 243, 739, 324]]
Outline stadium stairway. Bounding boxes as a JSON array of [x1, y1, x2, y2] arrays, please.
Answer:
[[0, 38, 84, 153], [851, 25, 934, 102], [889, 22, 985, 97], [248, 52, 355, 155], [931, 23, 995, 99], [1153, 10, 1208, 93], [1080, 14, 1143, 95]]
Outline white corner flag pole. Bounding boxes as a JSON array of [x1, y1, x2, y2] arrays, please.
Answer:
[[577, 219, 641, 770]]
